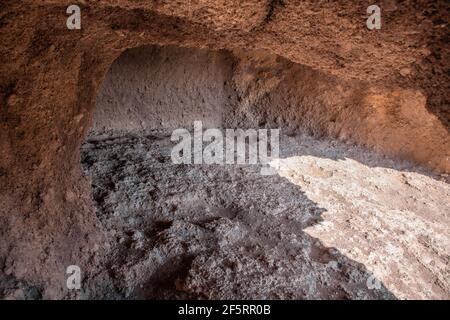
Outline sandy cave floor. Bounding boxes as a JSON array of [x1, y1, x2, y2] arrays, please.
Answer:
[[80, 131, 449, 300]]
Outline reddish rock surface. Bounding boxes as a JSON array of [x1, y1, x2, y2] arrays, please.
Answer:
[[0, 1, 448, 298]]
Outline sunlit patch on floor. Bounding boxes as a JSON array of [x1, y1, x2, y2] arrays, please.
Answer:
[[271, 154, 450, 299]]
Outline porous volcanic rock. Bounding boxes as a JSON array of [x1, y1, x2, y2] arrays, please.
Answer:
[[0, 1, 449, 298]]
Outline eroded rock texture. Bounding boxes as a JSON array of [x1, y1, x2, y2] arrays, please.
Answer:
[[0, 1, 449, 299], [79, 131, 449, 299]]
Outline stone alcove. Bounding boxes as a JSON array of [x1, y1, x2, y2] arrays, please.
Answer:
[[0, 1, 449, 299]]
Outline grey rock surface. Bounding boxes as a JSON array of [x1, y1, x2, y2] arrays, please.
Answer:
[[80, 132, 449, 299]]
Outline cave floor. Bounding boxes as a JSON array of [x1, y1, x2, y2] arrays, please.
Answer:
[[80, 131, 449, 300]]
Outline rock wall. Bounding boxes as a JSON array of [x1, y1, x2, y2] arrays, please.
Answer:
[[0, 0, 449, 298], [94, 45, 449, 172], [93, 45, 237, 132], [229, 49, 450, 171]]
